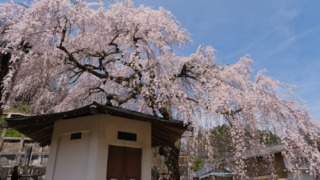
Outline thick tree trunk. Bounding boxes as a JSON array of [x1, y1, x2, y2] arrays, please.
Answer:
[[156, 106, 182, 179], [159, 146, 181, 180]]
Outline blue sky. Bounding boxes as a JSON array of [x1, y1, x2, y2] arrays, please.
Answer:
[[1, 0, 320, 121], [131, 0, 320, 121]]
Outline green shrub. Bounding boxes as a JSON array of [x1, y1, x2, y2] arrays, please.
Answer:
[[5, 128, 21, 137], [191, 157, 204, 172]]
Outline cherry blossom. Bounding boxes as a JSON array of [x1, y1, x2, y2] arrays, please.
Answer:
[[1, 0, 319, 179]]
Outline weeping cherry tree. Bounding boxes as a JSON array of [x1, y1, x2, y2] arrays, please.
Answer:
[[1, 0, 320, 179]]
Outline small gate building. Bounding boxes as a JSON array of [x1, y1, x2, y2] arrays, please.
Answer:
[[4, 102, 188, 180]]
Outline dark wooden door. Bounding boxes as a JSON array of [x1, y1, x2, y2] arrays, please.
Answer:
[[107, 145, 142, 180]]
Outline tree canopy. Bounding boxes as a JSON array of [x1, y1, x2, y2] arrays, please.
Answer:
[[1, 0, 320, 179]]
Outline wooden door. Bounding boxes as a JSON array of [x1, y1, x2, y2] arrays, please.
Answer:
[[107, 145, 142, 180]]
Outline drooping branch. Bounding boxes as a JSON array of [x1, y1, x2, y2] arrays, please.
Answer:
[[0, 50, 10, 114]]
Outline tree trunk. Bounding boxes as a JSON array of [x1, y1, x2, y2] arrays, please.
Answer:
[[159, 146, 181, 180]]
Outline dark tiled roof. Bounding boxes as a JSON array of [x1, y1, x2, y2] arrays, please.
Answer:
[[4, 102, 188, 147]]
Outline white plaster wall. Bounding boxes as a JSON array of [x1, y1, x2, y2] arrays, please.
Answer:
[[45, 114, 152, 180], [53, 132, 90, 180]]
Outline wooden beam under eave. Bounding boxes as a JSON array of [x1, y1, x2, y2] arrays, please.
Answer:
[[152, 128, 179, 147], [23, 124, 53, 137], [152, 127, 178, 141], [12, 125, 53, 144], [32, 133, 52, 146], [28, 127, 53, 140], [161, 125, 187, 135], [153, 125, 183, 141], [152, 134, 175, 147]]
